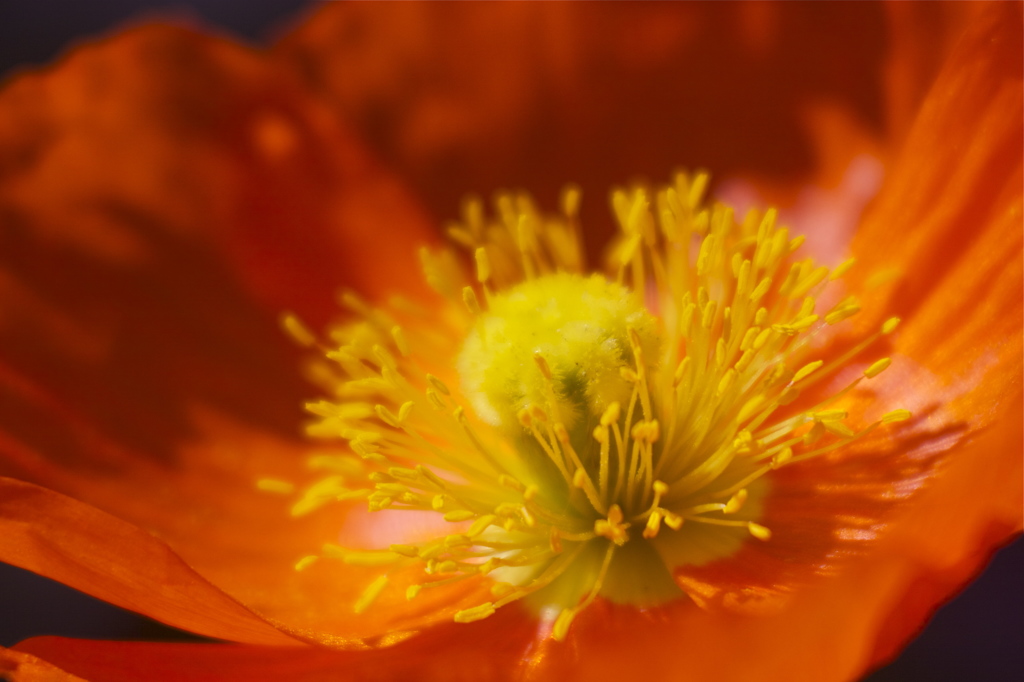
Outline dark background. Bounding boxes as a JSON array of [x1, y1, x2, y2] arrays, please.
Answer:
[[0, 2, 1020, 681]]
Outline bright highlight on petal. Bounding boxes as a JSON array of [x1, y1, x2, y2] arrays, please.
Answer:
[[277, 172, 907, 641]]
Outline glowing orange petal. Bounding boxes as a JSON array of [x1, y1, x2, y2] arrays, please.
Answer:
[[0, 24, 439, 645], [673, 0, 1022, 628], [14, 615, 541, 682], [279, 2, 888, 254], [0, 477, 300, 646], [0, 646, 86, 682], [0, 24, 434, 328], [521, 5, 1022, 679]]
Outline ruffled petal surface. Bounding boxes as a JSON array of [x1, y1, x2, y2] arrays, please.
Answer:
[[0, 4, 1018, 682], [538, 4, 1022, 680], [13, 624, 547, 682], [0, 646, 86, 682], [0, 24, 441, 645], [278, 1, 889, 254], [0, 478, 297, 646]]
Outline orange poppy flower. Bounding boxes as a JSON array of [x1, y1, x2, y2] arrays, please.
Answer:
[[0, 3, 1020, 681]]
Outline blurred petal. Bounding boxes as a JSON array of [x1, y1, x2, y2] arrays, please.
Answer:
[[279, 2, 888, 252], [0, 477, 299, 646], [0, 24, 437, 643], [0, 647, 85, 682], [14, 616, 542, 682]]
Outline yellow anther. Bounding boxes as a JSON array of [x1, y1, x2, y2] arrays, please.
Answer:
[[595, 504, 630, 546], [814, 409, 848, 422], [771, 447, 793, 469], [468, 515, 497, 536], [398, 401, 414, 422], [749, 277, 772, 302], [444, 534, 471, 549], [882, 317, 901, 334], [663, 513, 684, 530], [389, 544, 419, 558], [787, 314, 818, 332], [864, 358, 892, 378], [653, 480, 669, 496], [341, 551, 402, 567], [882, 409, 912, 423], [793, 360, 824, 383], [462, 286, 481, 314], [498, 475, 524, 492], [829, 257, 856, 280], [734, 349, 755, 372], [732, 430, 755, 453], [294, 555, 318, 572], [372, 344, 398, 371], [717, 369, 737, 396], [475, 247, 491, 283], [417, 466, 447, 490], [803, 421, 825, 445], [673, 357, 692, 387], [390, 326, 410, 357], [561, 184, 582, 217], [824, 421, 855, 438], [431, 494, 447, 511], [353, 575, 389, 614], [454, 602, 496, 623], [406, 585, 422, 601], [601, 402, 621, 426], [572, 468, 587, 489], [737, 395, 765, 423], [528, 404, 548, 423], [630, 420, 660, 443], [753, 327, 773, 349], [723, 489, 748, 514], [748, 523, 772, 541], [825, 305, 861, 325], [257, 479, 295, 494], [701, 300, 718, 329], [444, 510, 476, 522], [643, 511, 663, 539], [375, 404, 401, 428], [553, 422, 571, 443], [281, 313, 317, 347], [426, 374, 451, 396], [740, 327, 760, 352]]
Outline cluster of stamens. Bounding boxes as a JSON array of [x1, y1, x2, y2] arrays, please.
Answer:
[[263, 172, 908, 641]]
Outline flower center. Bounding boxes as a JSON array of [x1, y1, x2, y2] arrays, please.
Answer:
[[267, 172, 909, 641]]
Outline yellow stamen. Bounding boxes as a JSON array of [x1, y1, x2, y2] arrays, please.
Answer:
[[276, 171, 906, 634]]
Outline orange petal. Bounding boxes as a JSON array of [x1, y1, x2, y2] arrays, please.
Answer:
[[0, 646, 86, 682], [0, 477, 300, 646], [0, 24, 435, 328], [675, 0, 1022, 626], [279, 3, 890, 255], [0, 24, 444, 643], [14, 612, 541, 682]]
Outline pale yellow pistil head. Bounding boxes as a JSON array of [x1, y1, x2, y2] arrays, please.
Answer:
[[271, 172, 908, 641]]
